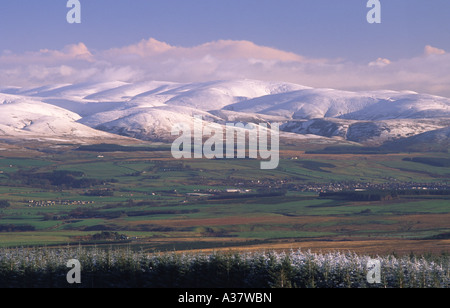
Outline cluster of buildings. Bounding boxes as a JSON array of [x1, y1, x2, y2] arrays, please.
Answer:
[[225, 178, 449, 194], [27, 200, 95, 207], [294, 182, 450, 193]]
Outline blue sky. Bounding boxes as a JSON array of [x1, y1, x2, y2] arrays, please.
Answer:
[[1, 0, 449, 61], [0, 1, 449, 96]]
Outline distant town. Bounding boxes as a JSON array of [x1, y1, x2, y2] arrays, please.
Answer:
[[224, 179, 450, 194]]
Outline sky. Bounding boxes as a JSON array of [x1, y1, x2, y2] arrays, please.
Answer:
[[1, 0, 450, 96]]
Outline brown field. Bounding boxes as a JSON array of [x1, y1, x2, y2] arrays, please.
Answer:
[[121, 211, 450, 256], [135, 237, 450, 256], [238, 239, 450, 256], [126, 212, 450, 234]]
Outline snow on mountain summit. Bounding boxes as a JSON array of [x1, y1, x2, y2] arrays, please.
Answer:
[[0, 79, 449, 145], [0, 93, 132, 141], [225, 88, 450, 120]]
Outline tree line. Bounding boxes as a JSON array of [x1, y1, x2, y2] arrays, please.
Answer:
[[8, 170, 116, 189]]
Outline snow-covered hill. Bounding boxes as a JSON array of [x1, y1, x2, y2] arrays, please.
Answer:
[[0, 79, 449, 147], [224, 88, 450, 120], [382, 126, 450, 152], [281, 118, 449, 145], [0, 93, 137, 143]]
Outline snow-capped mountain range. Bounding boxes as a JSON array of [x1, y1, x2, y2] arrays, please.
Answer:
[[0, 79, 449, 147]]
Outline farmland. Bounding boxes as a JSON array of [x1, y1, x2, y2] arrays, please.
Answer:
[[0, 141, 449, 257]]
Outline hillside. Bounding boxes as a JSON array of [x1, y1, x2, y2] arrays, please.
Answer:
[[1, 79, 449, 148]]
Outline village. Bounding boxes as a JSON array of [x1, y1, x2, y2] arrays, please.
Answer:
[[225, 179, 450, 194], [22, 180, 449, 209], [27, 200, 95, 207]]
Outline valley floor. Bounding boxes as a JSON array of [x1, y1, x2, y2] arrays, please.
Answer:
[[0, 140, 449, 257]]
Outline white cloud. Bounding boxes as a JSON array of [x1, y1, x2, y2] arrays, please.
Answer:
[[0, 39, 449, 97], [104, 38, 306, 62], [424, 45, 446, 56], [368, 58, 391, 67]]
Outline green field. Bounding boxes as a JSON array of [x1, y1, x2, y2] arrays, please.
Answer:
[[0, 143, 449, 254]]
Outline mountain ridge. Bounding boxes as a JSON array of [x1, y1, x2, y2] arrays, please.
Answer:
[[0, 79, 448, 149]]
